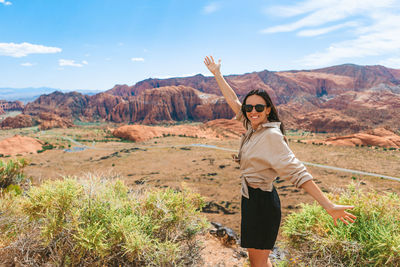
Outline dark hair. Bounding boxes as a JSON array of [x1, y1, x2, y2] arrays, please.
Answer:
[[241, 89, 285, 135]]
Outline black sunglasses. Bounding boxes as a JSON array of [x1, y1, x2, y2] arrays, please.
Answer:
[[244, 104, 267, 112]]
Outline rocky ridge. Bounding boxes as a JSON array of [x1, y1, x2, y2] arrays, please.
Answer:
[[1, 114, 34, 129], [37, 112, 74, 130], [18, 64, 400, 133], [0, 100, 24, 112], [112, 118, 243, 142], [25, 86, 234, 125], [305, 128, 400, 148]]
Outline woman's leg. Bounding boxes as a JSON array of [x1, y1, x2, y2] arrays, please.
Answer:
[[247, 248, 273, 267]]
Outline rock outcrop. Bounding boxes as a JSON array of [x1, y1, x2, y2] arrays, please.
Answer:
[[0, 135, 44, 155], [109, 86, 234, 124], [24, 91, 90, 118], [0, 100, 24, 111], [112, 119, 246, 142], [203, 119, 246, 137], [294, 109, 362, 133], [37, 112, 74, 130], [1, 114, 34, 129], [305, 128, 400, 148], [84, 92, 125, 119]]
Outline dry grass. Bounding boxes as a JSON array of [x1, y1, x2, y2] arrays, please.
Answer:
[[1, 123, 399, 239]]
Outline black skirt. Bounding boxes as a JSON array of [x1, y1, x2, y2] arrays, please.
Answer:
[[240, 185, 281, 250]]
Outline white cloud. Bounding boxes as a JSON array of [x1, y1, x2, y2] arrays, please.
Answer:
[[21, 62, 35, 67], [297, 21, 360, 37], [299, 13, 400, 67], [0, 0, 12, 6], [262, 0, 400, 67], [262, 0, 397, 34], [0, 42, 62, 57], [131, 57, 144, 62], [379, 57, 400, 68], [59, 59, 87, 67], [203, 2, 220, 14]]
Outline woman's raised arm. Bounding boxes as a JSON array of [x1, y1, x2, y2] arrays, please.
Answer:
[[204, 56, 241, 114]]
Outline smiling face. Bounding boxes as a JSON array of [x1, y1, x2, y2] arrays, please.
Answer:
[[244, 95, 271, 130]]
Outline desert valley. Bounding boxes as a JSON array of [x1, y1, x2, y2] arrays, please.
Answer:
[[1, 63, 400, 266]]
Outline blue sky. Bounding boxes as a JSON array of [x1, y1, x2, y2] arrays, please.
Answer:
[[1, 0, 400, 91]]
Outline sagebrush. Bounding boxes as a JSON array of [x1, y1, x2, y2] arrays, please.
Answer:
[[281, 183, 400, 267], [0, 158, 29, 189], [0, 177, 209, 266]]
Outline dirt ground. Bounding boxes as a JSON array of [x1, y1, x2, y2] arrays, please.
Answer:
[[1, 124, 400, 265]]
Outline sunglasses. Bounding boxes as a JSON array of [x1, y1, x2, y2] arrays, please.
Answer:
[[243, 104, 267, 112]]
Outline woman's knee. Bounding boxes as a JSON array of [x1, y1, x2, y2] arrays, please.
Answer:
[[248, 248, 271, 266]]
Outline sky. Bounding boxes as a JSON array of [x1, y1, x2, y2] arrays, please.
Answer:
[[1, 0, 400, 91]]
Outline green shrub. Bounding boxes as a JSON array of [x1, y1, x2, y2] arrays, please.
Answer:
[[0, 158, 29, 189], [0, 177, 208, 266], [281, 183, 400, 266]]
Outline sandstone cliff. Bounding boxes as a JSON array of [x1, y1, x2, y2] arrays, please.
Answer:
[[109, 85, 234, 124], [1, 114, 34, 129], [37, 112, 74, 130], [0, 100, 24, 111], [24, 91, 90, 118], [84, 92, 125, 120]]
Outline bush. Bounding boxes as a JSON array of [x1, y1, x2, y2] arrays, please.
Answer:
[[0, 177, 208, 266], [281, 183, 400, 266], [0, 158, 29, 189]]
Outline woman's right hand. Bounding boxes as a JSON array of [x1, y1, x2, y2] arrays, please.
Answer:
[[204, 56, 221, 76]]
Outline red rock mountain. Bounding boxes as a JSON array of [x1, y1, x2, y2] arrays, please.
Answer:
[[37, 112, 74, 130], [22, 64, 400, 133], [24, 86, 234, 124], [109, 86, 234, 124], [1, 114, 34, 129], [0, 100, 24, 111], [24, 91, 90, 118]]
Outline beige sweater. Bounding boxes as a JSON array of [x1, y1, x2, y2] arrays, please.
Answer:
[[236, 110, 313, 198]]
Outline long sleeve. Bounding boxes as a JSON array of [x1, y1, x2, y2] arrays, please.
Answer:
[[264, 128, 313, 188]]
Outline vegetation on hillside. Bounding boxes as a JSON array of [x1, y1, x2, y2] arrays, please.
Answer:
[[0, 176, 208, 266], [281, 183, 400, 266], [0, 158, 29, 190]]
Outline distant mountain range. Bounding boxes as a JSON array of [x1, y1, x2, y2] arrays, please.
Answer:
[[4, 63, 400, 133], [0, 87, 102, 103]]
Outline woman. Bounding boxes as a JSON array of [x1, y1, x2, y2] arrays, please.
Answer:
[[204, 56, 357, 267]]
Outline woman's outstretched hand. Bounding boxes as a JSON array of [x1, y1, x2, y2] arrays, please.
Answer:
[[300, 180, 357, 227], [325, 205, 357, 226], [204, 56, 221, 76]]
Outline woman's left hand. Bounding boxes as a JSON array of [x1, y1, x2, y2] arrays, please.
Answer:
[[325, 205, 357, 226]]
